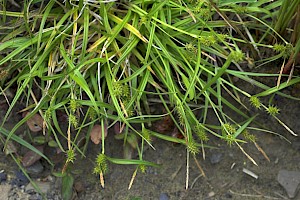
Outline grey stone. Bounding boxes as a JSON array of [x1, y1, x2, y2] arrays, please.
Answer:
[[26, 161, 44, 175], [159, 193, 169, 200], [29, 193, 43, 200], [277, 170, 300, 198], [210, 153, 223, 164], [0, 184, 11, 200], [26, 181, 51, 194]]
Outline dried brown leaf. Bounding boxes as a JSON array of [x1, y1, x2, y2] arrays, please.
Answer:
[[254, 141, 270, 162], [90, 124, 107, 145], [154, 115, 174, 134], [113, 122, 124, 135]]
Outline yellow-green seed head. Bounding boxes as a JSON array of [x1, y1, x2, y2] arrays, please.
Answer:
[[234, 6, 248, 13], [273, 44, 285, 52], [222, 123, 236, 135], [113, 82, 124, 98], [194, 124, 209, 142], [139, 165, 147, 173], [266, 105, 280, 116], [69, 99, 78, 113], [199, 35, 216, 47], [224, 134, 235, 146], [44, 108, 52, 121], [242, 130, 256, 142], [142, 128, 152, 143], [250, 96, 261, 109], [273, 43, 294, 59], [88, 108, 97, 120], [66, 149, 76, 163], [187, 138, 200, 155], [95, 153, 108, 174], [230, 50, 244, 62], [69, 114, 78, 128]]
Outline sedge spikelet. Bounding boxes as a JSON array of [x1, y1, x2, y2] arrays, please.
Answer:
[[230, 50, 244, 62], [66, 149, 76, 163], [250, 96, 261, 109], [94, 153, 108, 174], [194, 123, 209, 142], [69, 99, 78, 113], [242, 129, 256, 142], [142, 128, 152, 143], [266, 105, 280, 116], [222, 124, 236, 146], [222, 123, 236, 136], [187, 138, 200, 155], [139, 164, 147, 173], [69, 114, 78, 128]]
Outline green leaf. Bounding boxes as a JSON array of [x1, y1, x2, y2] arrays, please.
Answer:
[[233, 115, 257, 138], [106, 157, 160, 168], [218, 0, 257, 6], [60, 42, 100, 115], [48, 140, 59, 148], [127, 133, 138, 149], [62, 173, 74, 200], [33, 136, 46, 145], [52, 172, 66, 178], [181, 74, 195, 100]]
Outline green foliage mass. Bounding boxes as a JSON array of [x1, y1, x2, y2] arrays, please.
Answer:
[[0, 0, 299, 190]]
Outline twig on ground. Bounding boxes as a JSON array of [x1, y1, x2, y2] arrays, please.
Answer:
[[190, 174, 203, 189], [193, 156, 206, 178], [170, 163, 183, 180]]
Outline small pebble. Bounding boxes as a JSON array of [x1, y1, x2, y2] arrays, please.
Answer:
[[0, 172, 7, 183], [29, 193, 43, 200], [208, 191, 215, 197], [210, 153, 223, 164], [146, 167, 157, 175], [159, 193, 169, 200]]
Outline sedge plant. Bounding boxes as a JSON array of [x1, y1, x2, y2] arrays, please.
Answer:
[[0, 0, 299, 194]]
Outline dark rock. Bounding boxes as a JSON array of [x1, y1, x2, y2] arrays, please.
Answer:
[[0, 172, 7, 183], [159, 193, 169, 200], [26, 161, 44, 176], [277, 170, 300, 198], [210, 153, 223, 164], [22, 146, 44, 167], [224, 192, 233, 198], [11, 171, 29, 187]]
